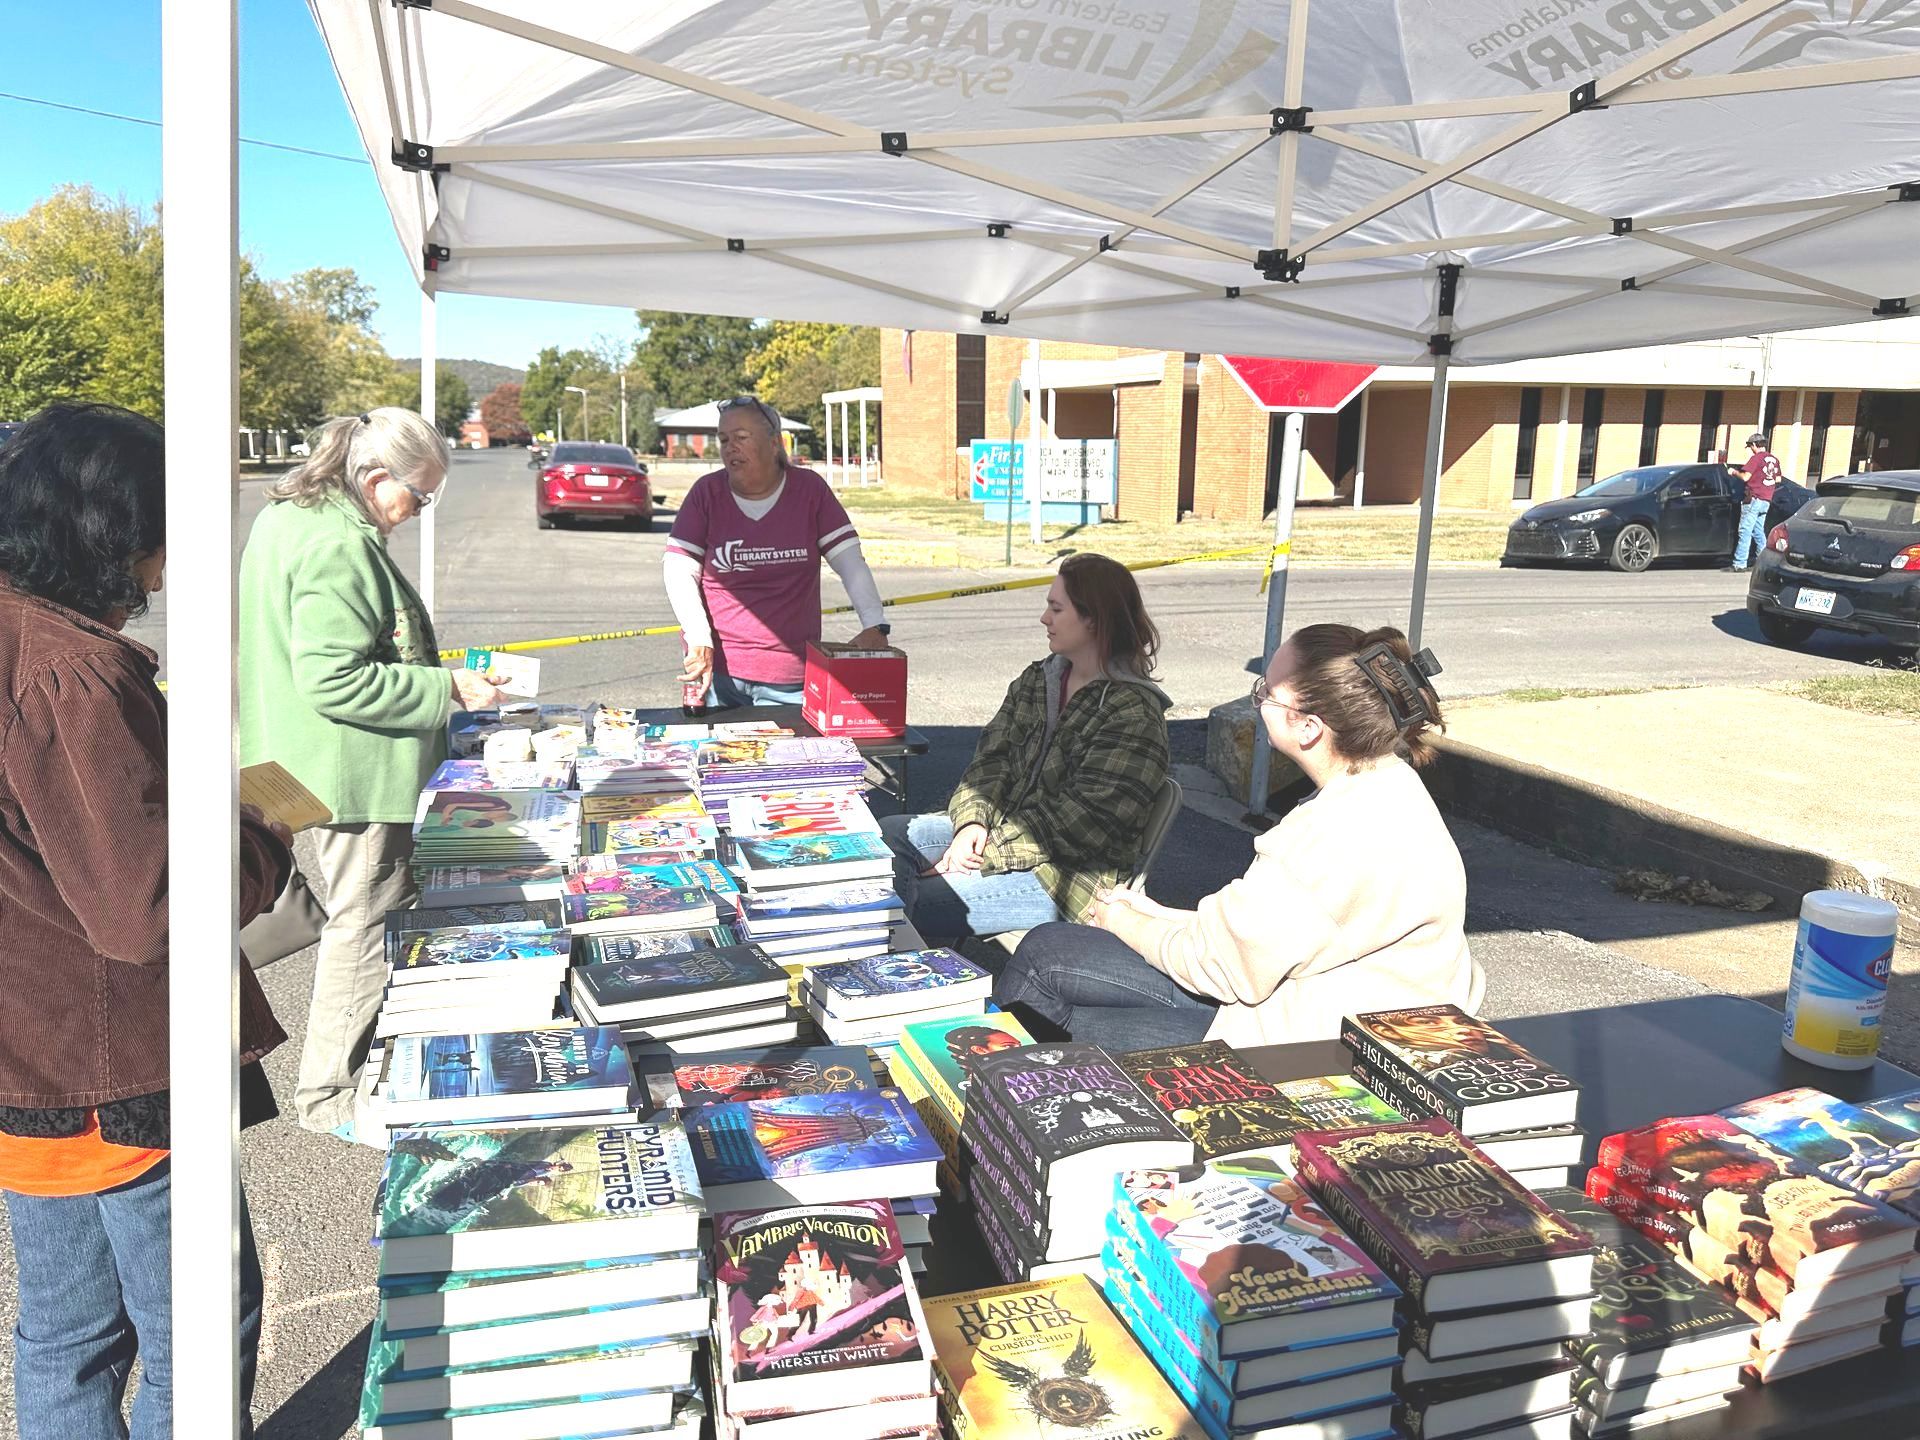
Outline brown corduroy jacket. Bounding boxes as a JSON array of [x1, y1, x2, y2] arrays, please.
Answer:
[[0, 587, 289, 1110]]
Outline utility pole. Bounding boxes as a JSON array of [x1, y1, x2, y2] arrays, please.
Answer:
[[566, 385, 589, 442], [619, 372, 629, 449]]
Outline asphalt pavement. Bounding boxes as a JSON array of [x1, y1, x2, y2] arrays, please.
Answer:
[[5, 448, 1898, 1437]]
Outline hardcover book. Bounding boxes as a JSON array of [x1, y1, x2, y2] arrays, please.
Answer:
[[808, 948, 992, 1018], [731, 832, 895, 885], [1595, 1114, 1917, 1284], [966, 1043, 1194, 1192], [1395, 1359, 1577, 1440], [1110, 1154, 1400, 1365], [922, 1274, 1209, 1440], [388, 925, 571, 981], [685, 1090, 943, 1206], [1859, 1088, 1920, 1136], [713, 1199, 930, 1412], [574, 943, 789, 1019], [1720, 1087, 1920, 1223], [413, 788, 579, 848], [415, 861, 567, 905], [1117, 1041, 1301, 1159], [740, 880, 905, 924], [1542, 1187, 1755, 1388], [382, 1027, 632, 1121], [581, 925, 741, 966], [384, 900, 565, 939], [561, 884, 717, 934], [375, 1116, 702, 1273], [1290, 1119, 1595, 1313], [1275, 1073, 1407, 1139], [1341, 1006, 1578, 1136], [898, 1014, 1034, 1125], [641, 1046, 877, 1108]]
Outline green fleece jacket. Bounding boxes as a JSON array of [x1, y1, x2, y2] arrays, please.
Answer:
[[238, 495, 450, 824], [947, 654, 1171, 922]]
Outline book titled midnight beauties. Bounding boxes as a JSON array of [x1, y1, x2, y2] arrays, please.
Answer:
[[966, 1043, 1191, 1185]]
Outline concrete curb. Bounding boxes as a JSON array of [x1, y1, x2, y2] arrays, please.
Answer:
[[1420, 735, 1920, 941]]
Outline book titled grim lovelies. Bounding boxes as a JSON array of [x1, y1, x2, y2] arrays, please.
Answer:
[[1118, 1042, 1402, 1159]]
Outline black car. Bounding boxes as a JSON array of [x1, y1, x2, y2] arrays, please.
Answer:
[[1746, 472, 1920, 653], [1504, 463, 1742, 573]]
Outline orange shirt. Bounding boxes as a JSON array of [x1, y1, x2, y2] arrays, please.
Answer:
[[0, 1113, 168, 1197]]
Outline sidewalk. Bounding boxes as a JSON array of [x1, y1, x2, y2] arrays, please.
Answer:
[[1433, 685, 1920, 932]]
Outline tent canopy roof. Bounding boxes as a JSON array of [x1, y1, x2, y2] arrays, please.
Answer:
[[313, 0, 1920, 366]]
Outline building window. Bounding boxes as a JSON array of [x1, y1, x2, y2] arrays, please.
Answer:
[[1697, 389, 1723, 461], [1576, 387, 1605, 483], [1512, 387, 1543, 500], [1806, 391, 1836, 478], [955, 334, 986, 446], [1638, 388, 1665, 468]]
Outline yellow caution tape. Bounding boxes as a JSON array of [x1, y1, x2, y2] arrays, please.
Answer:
[[415, 541, 1270, 662], [1260, 538, 1293, 595]]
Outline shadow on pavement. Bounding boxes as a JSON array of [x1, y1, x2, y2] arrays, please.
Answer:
[[259, 1320, 370, 1440], [1708, 604, 1906, 666]]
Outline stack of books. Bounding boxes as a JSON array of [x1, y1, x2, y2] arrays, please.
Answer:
[[959, 1042, 1193, 1282], [695, 736, 867, 826], [574, 740, 701, 796], [559, 858, 739, 939], [1292, 1118, 1596, 1440], [571, 940, 799, 1053], [415, 860, 568, 909], [725, 786, 880, 841], [683, 1087, 944, 1213], [725, 831, 896, 898], [378, 924, 573, 1041], [1117, 1041, 1404, 1161], [1102, 1155, 1403, 1440], [1342, 1006, 1585, 1191], [359, 1116, 708, 1440], [736, 880, 905, 982], [1861, 1085, 1920, 1346], [385, 899, 565, 944], [366, 1027, 638, 1137], [1719, 1086, 1920, 1347], [888, 1013, 1035, 1195], [709, 1200, 938, 1440], [577, 791, 719, 862], [802, 948, 994, 1048], [1545, 1187, 1756, 1435], [449, 702, 590, 760], [412, 789, 581, 871], [924, 1274, 1208, 1440], [1589, 1112, 1916, 1381]]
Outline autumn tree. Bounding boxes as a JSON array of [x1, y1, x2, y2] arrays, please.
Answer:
[[480, 382, 530, 444]]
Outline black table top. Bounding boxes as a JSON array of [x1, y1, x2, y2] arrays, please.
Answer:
[[918, 991, 1920, 1440]]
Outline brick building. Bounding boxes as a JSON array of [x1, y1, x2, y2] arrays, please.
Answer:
[[875, 322, 1920, 520]]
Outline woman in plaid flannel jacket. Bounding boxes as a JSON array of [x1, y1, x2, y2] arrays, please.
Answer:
[[879, 555, 1170, 945]]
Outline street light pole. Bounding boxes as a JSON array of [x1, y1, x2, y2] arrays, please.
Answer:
[[619, 373, 629, 449], [566, 385, 589, 442]]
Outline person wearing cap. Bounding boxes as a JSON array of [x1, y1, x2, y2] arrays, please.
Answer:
[[1732, 431, 1784, 571], [994, 623, 1482, 1051], [663, 396, 889, 707]]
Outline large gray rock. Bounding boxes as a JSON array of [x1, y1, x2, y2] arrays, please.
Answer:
[[1205, 694, 1304, 807]]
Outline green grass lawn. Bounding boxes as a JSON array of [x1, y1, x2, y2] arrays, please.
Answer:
[[1784, 670, 1920, 719], [840, 490, 1511, 567]]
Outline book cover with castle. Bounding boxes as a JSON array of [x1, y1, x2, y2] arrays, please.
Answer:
[[686, 1090, 941, 1185]]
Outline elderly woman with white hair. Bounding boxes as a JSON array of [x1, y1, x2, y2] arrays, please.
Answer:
[[664, 395, 891, 707], [238, 407, 503, 1136]]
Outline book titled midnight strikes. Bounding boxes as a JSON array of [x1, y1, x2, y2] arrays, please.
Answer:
[[1291, 1119, 1594, 1313]]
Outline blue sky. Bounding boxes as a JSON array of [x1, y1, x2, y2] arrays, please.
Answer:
[[0, 1, 631, 369]]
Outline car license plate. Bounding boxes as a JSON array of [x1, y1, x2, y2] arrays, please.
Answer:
[[1794, 588, 1836, 615], [583, 473, 611, 488]]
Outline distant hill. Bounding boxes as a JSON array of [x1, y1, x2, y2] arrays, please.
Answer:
[[397, 358, 526, 396]]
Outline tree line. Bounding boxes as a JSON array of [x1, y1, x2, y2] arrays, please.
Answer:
[[3, 186, 882, 458]]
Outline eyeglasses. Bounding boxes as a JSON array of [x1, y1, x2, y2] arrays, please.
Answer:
[[402, 481, 437, 511], [1251, 676, 1303, 714]]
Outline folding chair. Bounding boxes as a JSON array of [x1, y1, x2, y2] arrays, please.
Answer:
[[1124, 776, 1184, 892]]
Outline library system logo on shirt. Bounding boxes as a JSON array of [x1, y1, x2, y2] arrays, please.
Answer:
[[709, 539, 812, 575]]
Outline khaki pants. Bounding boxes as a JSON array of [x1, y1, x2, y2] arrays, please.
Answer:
[[297, 822, 417, 1132]]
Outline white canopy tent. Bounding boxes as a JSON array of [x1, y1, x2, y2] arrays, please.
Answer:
[[167, 0, 1919, 1429]]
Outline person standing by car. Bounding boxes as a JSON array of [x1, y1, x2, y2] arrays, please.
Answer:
[[663, 396, 890, 707], [1733, 431, 1783, 571], [239, 408, 503, 1136], [0, 403, 293, 1438]]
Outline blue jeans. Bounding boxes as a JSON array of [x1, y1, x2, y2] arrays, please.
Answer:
[[3, 1160, 263, 1440], [708, 673, 804, 708], [879, 814, 1063, 945], [996, 922, 1218, 1052], [1733, 497, 1771, 569]]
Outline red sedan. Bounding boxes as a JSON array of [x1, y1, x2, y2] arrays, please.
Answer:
[[535, 442, 652, 529]]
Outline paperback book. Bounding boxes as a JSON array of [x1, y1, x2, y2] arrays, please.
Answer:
[[1719, 1086, 1920, 1224], [1290, 1118, 1595, 1313], [573, 943, 790, 1022], [381, 1028, 633, 1126], [415, 861, 567, 907], [639, 1046, 877, 1109], [1341, 1006, 1578, 1136], [561, 884, 718, 937], [725, 788, 881, 839], [383, 900, 564, 939], [897, 1014, 1033, 1125], [739, 881, 906, 936], [730, 832, 896, 889], [580, 925, 742, 966], [807, 948, 993, 1019], [388, 926, 571, 983], [423, 758, 572, 792], [685, 1090, 942, 1208]]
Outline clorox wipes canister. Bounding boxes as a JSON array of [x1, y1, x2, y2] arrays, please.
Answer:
[[1781, 889, 1899, 1070]]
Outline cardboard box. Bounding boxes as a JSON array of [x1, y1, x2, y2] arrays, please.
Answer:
[[804, 641, 908, 739]]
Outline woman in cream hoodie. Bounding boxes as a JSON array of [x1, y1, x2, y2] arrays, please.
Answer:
[[995, 623, 1483, 1051]]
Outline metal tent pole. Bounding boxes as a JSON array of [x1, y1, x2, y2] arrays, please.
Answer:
[[1407, 356, 1452, 653], [1027, 340, 1043, 545], [1246, 411, 1305, 812], [859, 396, 869, 487], [163, 0, 243, 1431], [822, 399, 833, 483], [419, 290, 438, 616]]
